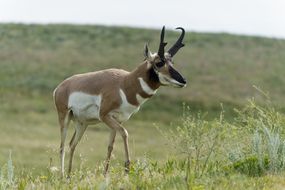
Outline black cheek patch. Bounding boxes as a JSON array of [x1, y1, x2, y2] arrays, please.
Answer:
[[149, 67, 160, 83], [169, 66, 186, 84]]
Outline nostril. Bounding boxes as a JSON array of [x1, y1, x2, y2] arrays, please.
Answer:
[[182, 78, 187, 84]]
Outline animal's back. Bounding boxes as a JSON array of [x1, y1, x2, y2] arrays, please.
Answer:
[[53, 69, 129, 123]]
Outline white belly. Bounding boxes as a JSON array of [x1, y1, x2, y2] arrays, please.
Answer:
[[68, 92, 102, 122], [110, 89, 147, 122]]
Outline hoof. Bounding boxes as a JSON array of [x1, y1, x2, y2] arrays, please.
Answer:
[[125, 160, 131, 173]]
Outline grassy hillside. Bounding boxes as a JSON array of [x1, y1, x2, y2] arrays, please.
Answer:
[[1, 24, 285, 189], [1, 24, 285, 120]]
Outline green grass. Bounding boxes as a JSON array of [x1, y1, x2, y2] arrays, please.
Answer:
[[1, 24, 285, 189], [1, 99, 285, 189]]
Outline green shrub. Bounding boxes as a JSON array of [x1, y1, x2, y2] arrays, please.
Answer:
[[229, 97, 285, 176], [162, 105, 228, 188], [226, 156, 269, 177]]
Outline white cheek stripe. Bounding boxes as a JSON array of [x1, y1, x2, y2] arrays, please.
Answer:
[[158, 73, 170, 85], [158, 73, 186, 87], [138, 77, 157, 95]]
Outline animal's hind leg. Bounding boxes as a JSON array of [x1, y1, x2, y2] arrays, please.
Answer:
[[67, 121, 87, 176], [59, 112, 71, 178]]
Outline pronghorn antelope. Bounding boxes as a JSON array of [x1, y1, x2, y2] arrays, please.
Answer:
[[53, 26, 186, 177]]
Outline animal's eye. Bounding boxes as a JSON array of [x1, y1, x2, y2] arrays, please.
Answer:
[[156, 61, 165, 68]]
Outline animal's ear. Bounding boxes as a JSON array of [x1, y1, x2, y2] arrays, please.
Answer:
[[144, 43, 152, 60]]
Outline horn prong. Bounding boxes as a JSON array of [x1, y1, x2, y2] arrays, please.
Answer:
[[167, 27, 185, 57]]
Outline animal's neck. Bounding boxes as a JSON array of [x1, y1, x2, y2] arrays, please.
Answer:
[[122, 61, 160, 105], [129, 61, 160, 90]]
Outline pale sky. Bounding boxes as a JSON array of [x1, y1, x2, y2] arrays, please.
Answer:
[[1, 0, 285, 38]]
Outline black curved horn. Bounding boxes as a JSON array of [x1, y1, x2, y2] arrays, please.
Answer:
[[158, 26, 167, 60], [167, 27, 185, 57]]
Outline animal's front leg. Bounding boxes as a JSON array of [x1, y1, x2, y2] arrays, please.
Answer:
[[102, 116, 131, 174], [104, 129, 116, 175], [120, 127, 130, 173]]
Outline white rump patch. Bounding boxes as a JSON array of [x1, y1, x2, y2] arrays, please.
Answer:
[[52, 87, 58, 105], [53, 87, 57, 99], [138, 77, 157, 95], [68, 92, 102, 122]]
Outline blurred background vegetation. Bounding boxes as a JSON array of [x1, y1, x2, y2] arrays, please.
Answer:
[[0, 24, 285, 176]]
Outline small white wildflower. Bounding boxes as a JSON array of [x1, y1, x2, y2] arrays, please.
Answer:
[[49, 166, 59, 172]]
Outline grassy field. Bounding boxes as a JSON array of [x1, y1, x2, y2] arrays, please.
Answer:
[[1, 24, 285, 189]]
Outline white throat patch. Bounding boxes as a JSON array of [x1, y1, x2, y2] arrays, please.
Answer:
[[110, 89, 140, 122], [138, 77, 157, 95]]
